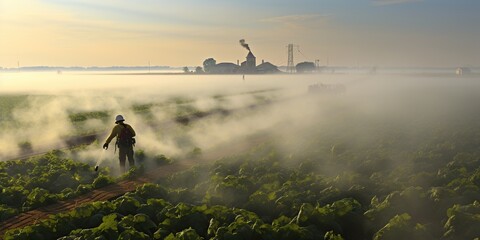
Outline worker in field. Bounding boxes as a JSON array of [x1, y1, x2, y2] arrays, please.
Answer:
[[103, 115, 136, 172]]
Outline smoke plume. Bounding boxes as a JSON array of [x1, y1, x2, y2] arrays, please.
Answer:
[[239, 39, 250, 51]]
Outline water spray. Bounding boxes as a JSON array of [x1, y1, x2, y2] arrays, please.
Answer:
[[94, 149, 107, 171]]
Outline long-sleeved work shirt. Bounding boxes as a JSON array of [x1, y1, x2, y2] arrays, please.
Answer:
[[105, 123, 136, 145]]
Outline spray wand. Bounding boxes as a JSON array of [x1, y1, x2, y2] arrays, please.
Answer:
[[95, 148, 107, 171]]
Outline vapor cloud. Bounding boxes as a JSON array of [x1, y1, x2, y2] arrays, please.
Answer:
[[2, 72, 480, 181]]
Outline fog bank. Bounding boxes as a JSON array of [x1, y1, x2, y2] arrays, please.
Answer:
[[1, 72, 479, 176]]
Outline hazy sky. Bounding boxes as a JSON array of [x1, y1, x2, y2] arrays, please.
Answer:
[[1, 0, 479, 68]]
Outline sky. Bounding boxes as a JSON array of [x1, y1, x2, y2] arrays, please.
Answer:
[[0, 0, 479, 68]]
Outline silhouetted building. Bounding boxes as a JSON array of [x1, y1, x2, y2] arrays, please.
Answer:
[[210, 62, 239, 74], [240, 51, 257, 73], [257, 62, 280, 73], [246, 51, 256, 68], [202, 50, 279, 74]]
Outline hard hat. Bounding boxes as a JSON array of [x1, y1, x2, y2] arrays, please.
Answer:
[[115, 115, 125, 123]]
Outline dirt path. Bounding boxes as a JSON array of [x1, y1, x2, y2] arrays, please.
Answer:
[[0, 134, 269, 238]]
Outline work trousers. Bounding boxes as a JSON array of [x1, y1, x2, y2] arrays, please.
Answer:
[[118, 145, 135, 173]]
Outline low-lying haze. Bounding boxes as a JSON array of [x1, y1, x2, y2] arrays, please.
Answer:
[[1, 72, 479, 176]]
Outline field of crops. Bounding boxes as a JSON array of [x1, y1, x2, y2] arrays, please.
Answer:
[[1, 73, 480, 239], [3, 121, 480, 239]]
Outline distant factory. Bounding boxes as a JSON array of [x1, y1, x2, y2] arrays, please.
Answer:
[[202, 39, 280, 74]]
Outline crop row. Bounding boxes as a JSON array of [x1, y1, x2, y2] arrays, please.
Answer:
[[5, 134, 480, 239], [0, 150, 115, 221]]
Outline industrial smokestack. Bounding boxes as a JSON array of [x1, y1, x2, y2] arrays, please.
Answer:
[[239, 39, 250, 51]]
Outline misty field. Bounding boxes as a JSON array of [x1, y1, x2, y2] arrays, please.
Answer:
[[1, 72, 480, 239]]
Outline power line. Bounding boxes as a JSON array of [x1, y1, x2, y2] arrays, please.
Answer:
[[296, 46, 309, 61]]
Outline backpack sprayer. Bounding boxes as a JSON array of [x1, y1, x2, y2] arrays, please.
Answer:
[[96, 115, 135, 172]]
